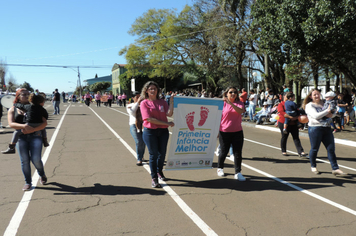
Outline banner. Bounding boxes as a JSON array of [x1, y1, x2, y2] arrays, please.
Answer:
[[166, 96, 224, 170]]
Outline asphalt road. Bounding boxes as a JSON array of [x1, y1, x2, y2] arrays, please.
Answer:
[[1, 101, 356, 236]]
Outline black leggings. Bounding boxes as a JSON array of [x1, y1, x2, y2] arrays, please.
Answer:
[[218, 130, 244, 173], [278, 122, 304, 154]]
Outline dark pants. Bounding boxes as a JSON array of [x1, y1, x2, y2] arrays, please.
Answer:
[[218, 130, 244, 174], [85, 98, 91, 106], [142, 128, 169, 179], [278, 122, 304, 154], [108, 99, 112, 107], [96, 100, 101, 107]]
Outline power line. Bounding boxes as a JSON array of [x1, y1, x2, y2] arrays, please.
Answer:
[[3, 64, 112, 68]]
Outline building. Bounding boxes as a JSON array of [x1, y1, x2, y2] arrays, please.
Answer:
[[83, 75, 112, 92], [111, 63, 127, 96]]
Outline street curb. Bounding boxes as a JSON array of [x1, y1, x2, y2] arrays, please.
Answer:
[[242, 122, 356, 148]]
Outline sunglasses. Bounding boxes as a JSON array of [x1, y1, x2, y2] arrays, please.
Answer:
[[228, 91, 237, 94]]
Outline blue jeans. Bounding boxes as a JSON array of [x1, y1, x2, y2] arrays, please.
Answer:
[[130, 124, 146, 162], [142, 128, 169, 179], [17, 132, 45, 184], [308, 126, 339, 170], [54, 101, 60, 114], [249, 104, 256, 120], [253, 114, 267, 124]]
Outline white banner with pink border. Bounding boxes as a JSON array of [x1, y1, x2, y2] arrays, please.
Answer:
[[166, 96, 224, 170]]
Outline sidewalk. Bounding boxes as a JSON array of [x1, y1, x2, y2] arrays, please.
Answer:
[[242, 119, 356, 148]]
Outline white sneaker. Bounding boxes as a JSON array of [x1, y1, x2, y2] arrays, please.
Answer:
[[234, 173, 246, 181], [217, 168, 225, 177]]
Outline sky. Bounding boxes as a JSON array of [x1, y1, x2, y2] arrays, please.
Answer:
[[1, 0, 193, 94]]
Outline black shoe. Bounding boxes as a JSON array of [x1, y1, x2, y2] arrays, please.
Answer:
[[299, 153, 309, 158], [151, 178, 161, 188], [2, 144, 16, 154], [158, 172, 167, 181], [40, 175, 47, 185], [282, 152, 289, 156]]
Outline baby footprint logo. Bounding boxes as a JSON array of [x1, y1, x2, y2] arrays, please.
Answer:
[[185, 112, 195, 131], [198, 106, 209, 127]]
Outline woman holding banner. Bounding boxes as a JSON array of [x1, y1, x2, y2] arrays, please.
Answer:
[[140, 81, 174, 188], [217, 86, 246, 181]]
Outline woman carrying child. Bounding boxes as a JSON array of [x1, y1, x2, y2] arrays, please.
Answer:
[[303, 89, 347, 177], [277, 92, 308, 157], [6, 89, 48, 190]]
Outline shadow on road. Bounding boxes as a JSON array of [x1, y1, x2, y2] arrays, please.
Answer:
[[36, 182, 166, 196], [166, 174, 355, 192]]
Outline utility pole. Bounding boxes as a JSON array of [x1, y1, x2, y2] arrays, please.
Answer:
[[77, 66, 82, 100]]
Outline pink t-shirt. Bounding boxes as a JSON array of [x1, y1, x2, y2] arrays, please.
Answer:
[[107, 95, 113, 99], [117, 95, 122, 100], [122, 94, 127, 99], [219, 101, 244, 132], [84, 94, 91, 99], [140, 99, 169, 129], [95, 94, 101, 100]]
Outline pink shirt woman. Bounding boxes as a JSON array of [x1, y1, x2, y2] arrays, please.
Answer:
[[217, 86, 246, 181], [140, 81, 174, 188]]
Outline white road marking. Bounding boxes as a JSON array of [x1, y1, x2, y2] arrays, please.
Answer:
[[4, 105, 71, 236], [90, 107, 218, 236], [256, 124, 356, 147], [245, 138, 356, 172], [108, 108, 356, 216], [227, 156, 356, 216]]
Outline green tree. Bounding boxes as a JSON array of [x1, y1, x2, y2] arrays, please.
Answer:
[[19, 81, 34, 92], [252, 0, 356, 86], [87, 82, 111, 93]]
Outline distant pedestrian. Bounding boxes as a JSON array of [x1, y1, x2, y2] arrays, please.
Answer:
[[84, 92, 91, 106], [248, 89, 258, 121], [107, 91, 113, 107], [117, 94, 122, 106], [52, 89, 60, 115], [95, 91, 101, 107], [122, 93, 127, 107]]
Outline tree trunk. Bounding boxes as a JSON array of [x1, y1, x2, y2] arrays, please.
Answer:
[[335, 73, 340, 92], [312, 63, 319, 89]]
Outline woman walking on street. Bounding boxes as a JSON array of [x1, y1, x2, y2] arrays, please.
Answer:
[[303, 89, 348, 176], [122, 93, 127, 107], [95, 91, 101, 107], [84, 92, 91, 106], [277, 93, 308, 157], [140, 81, 174, 188], [217, 86, 246, 181], [7, 89, 48, 191], [107, 91, 113, 107], [126, 91, 146, 166]]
